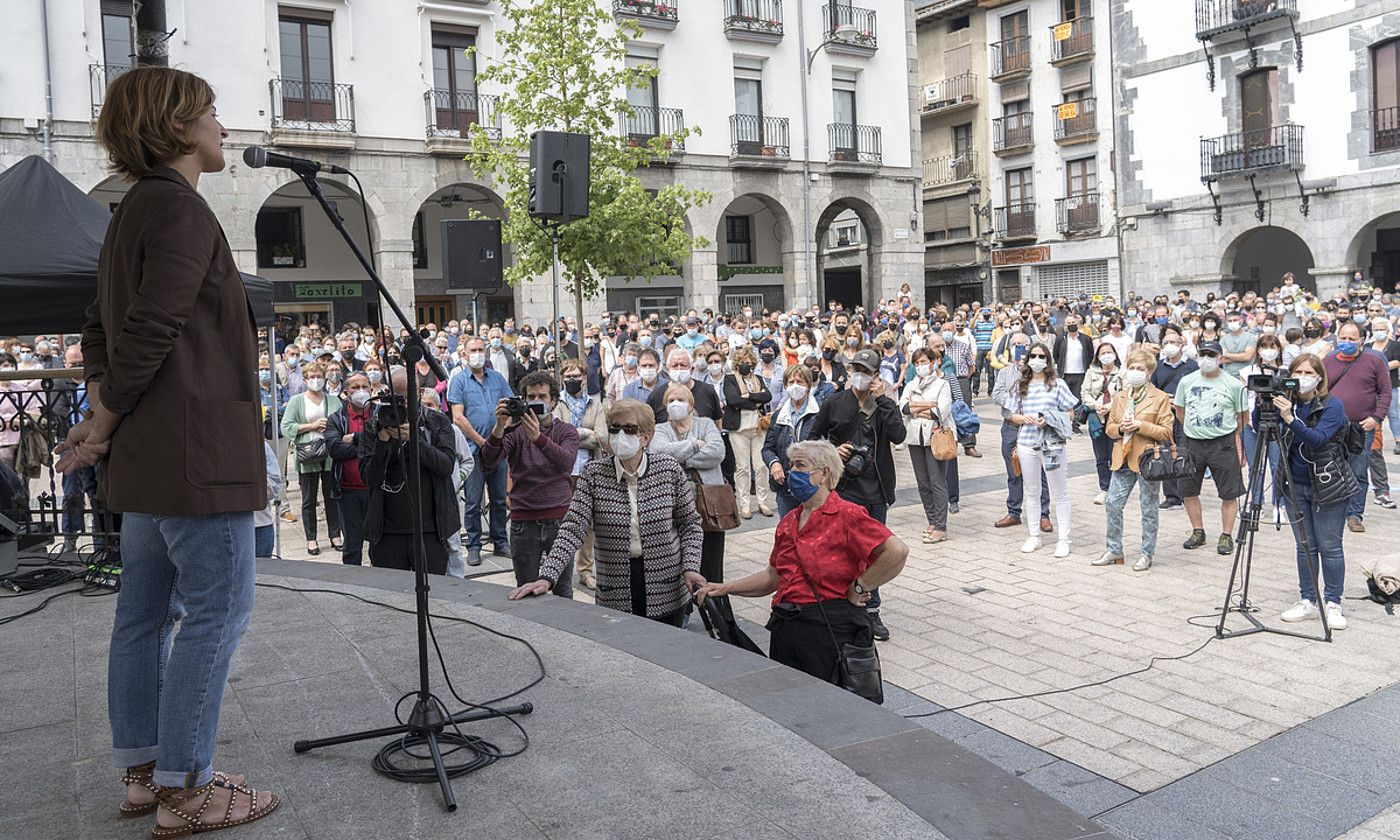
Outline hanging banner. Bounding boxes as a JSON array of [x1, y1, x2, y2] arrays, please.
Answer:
[[1053, 22, 1073, 41], [1057, 102, 1080, 120]]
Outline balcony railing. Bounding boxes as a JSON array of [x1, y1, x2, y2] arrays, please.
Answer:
[[724, 0, 783, 40], [993, 112, 1034, 152], [89, 63, 132, 117], [922, 72, 978, 114], [994, 203, 1037, 240], [828, 123, 882, 165], [1054, 98, 1097, 141], [922, 152, 979, 187], [1050, 16, 1093, 62], [729, 114, 790, 158], [821, 3, 877, 52], [1200, 124, 1304, 181], [620, 105, 686, 153], [1374, 107, 1400, 154], [425, 89, 501, 141], [1195, 0, 1297, 39], [1056, 193, 1100, 234], [271, 78, 355, 132], [613, 0, 679, 28], [990, 36, 1031, 80]]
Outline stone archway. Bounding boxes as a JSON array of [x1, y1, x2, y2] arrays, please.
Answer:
[[1219, 225, 1315, 294], [1345, 211, 1400, 292], [708, 192, 795, 313], [815, 195, 887, 312], [413, 183, 509, 326]]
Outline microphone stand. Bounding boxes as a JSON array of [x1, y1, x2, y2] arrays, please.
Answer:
[[286, 169, 533, 811]]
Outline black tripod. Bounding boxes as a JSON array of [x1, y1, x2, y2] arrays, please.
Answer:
[[1216, 401, 1332, 642], [286, 170, 533, 810]]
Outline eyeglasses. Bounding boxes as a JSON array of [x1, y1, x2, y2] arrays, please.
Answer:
[[608, 424, 641, 435]]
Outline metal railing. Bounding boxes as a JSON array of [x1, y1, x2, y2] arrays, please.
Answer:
[[1054, 98, 1097, 140], [724, 0, 783, 37], [828, 123, 882, 164], [1056, 193, 1100, 233], [620, 105, 686, 152], [922, 152, 979, 187], [613, 0, 679, 23], [425, 89, 501, 141], [822, 2, 877, 49], [990, 36, 1031, 78], [270, 78, 355, 132], [1373, 107, 1400, 153], [993, 112, 1034, 151], [1050, 16, 1093, 61], [89, 63, 131, 117], [1200, 124, 1304, 180], [1195, 0, 1297, 39], [994, 203, 1037, 239], [729, 114, 790, 158], [922, 71, 978, 112]]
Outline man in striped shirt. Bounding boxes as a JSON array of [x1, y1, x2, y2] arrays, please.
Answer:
[[972, 307, 996, 398]]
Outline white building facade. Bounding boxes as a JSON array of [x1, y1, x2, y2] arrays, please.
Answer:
[[0, 0, 923, 329], [1113, 0, 1400, 297]]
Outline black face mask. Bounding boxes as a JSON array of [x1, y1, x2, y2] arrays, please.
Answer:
[[737, 363, 753, 376], [564, 379, 583, 395], [759, 352, 775, 363], [822, 349, 837, 361], [883, 341, 894, 349], [834, 324, 848, 335], [1304, 329, 1321, 339]]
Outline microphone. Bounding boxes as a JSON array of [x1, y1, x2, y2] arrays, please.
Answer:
[[242, 146, 350, 175]]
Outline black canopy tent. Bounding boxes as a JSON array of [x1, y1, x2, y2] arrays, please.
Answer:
[[0, 155, 275, 334]]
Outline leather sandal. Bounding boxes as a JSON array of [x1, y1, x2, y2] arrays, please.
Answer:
[[152, 776, 279, 838], [121, 765, 248, 818]]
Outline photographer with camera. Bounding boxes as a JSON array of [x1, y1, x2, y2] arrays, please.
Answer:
[[325, 371, 374, 565], [806, 348, 906, 642], [479, 371, 580, 597], [360, 368, 459, 574]]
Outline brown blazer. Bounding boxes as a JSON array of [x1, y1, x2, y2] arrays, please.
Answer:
[[81, 167, 265, 515], [1106, 385, 1175, 473]]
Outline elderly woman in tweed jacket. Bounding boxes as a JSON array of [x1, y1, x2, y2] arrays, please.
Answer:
[[509, 399, 705, 625]]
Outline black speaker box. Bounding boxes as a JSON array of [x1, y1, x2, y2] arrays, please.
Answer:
[[441, 219, 503, 291], [528, 130, 590, 222]]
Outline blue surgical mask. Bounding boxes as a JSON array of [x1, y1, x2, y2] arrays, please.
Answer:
[[787, 469, 821, 503], [640, 336, 653, 347], [490, 337, 502, 348], [1155, 316, 1168, 325], [749, 328, 762, 339], [1337, 340, 1359, 356], [258, 370, 271, 384]]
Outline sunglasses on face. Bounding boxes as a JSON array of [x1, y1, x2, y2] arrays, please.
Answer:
[[1028, 354, 1048, 360], [608, 424, 642, 435]]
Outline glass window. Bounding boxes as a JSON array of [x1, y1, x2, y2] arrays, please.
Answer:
[[734, 77, 761, 116], [726, 215, 753, 264], [1066, 157, 1097, 195], [1006, 168, 1033, 205], [102, 12, 133, 68], [412, 211, 428, 269], [256, 207, 306, 269]]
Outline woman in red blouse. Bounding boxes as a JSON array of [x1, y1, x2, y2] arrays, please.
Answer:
[[696, 440, 908, 684]]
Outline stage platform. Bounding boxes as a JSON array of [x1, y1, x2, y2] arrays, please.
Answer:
[[0, 557, 1109, 840]]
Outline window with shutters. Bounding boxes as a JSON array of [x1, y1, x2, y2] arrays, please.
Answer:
[[1035, 260, 1109, 301], [726, 215, 754, 264], [923, 197, 972, 243], [1373, 40, 1400, 152]]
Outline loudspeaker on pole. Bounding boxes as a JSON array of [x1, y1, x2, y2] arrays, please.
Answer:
[[528, 130, 590, 222], [441, 219, 503, 291]]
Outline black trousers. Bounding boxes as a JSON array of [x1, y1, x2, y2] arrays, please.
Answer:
[[701, 531, 725, 583], [369, 533, 448, 575], [767, 600, 873, 686], [629, 555, 685, 627], [298, 469, 340, 541]]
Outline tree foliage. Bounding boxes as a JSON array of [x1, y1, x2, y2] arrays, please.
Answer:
[[467, 0, 710, 300]]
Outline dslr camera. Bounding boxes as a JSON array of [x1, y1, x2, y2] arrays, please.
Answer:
[[501, 396, 548, 420], [844, 442, 875, 479], [369, 393, 409, 434]]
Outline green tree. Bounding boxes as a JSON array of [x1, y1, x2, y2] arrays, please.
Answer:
[[467, 0, 710, 339]]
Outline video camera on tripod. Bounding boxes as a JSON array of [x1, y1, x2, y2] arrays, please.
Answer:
[[368, 393, 410, 434]]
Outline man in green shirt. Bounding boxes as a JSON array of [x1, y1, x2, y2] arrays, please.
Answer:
[[1220, 310, 1258, 377], [1172, 342, 1249, 556]]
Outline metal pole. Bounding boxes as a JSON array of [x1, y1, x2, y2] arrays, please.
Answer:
[[551, 228, 564, 373], [134, 0, 169, 67], [38, 0, 54, 162], [796, 0, 815, 311], [269, 355, 282, 559]]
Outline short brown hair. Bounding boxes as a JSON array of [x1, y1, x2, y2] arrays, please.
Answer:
[[1125, 349, 1157, 372], [782, 364, 812, 386], [606, 399, 655, 438], [95, 66, 215, 180]]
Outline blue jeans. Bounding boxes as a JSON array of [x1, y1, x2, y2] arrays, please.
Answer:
[[863, 502, 887, 612], [62, 465, 98, 534], [945, 455, 960, 505], [1001, 422, 1048, 519], [463, 457, 508, 550], [1284, 482, 1347, 605], [774, 488, 800, 519], [1239, 425, 1282, 506], [1389, 388, 1400, 442], [1346, 448, 1370, 521], [1104, 468, 1160, 557], [1091, 430, 1115, 492], [337, 488, 369, 566], [254, 524, 274, 558], [109, 512, 256, 788]]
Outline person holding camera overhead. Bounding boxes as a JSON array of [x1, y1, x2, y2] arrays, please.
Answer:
[[806, 348, 906, 642], [479, 371, 580, 597]]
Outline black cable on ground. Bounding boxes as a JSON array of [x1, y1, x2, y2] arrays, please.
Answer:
[[0, 584, 115, 626]]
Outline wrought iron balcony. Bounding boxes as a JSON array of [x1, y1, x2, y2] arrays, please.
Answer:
[[1195, 0, 1297, 40], [729, 114, 790, 164], [921, 72, 978, 116], [89, 63, 131, 117], [270, 78, 355, 133], [620, 105, 686, 156], [724, 0, 783, 43], [828, 123, 882, 168], [994, 203, 1037, 240], [1056, 193, 1100, 234], [993, 112, 1034, 154], [1373, 107, 1400, 154], [1050, 17, 1093, 64], [990, 36, 1031, 81], [922, 153, 979, 188], [612, 0, 678, 30], [821, 2, 876, 55], [1053, 98, 1097, 143], [1200, 124, 1304, 181], [425, 89, 501, 142]]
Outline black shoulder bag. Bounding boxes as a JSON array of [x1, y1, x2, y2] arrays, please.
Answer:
[[1300, 400, 1360, 508], [792, 554, 884, 705]]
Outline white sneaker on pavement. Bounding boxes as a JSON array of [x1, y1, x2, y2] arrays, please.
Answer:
[[1280, 600, 1318, 623], [1325, 602, 1348, 630], [1020, 537, 1041, 554], [1093, 491, 1106, 505], [1054, 541, 1071, 558]]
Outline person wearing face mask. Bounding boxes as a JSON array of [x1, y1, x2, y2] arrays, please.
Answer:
[[991, 335, 1053, 533], [325, 372, 375, 565], [1080, 344, 1124, 505], [1096, 350, 1175, 571], [555, 359, 608, 589], [757, 344, 785, 410], [281, 361, 343, 556], [508, 400, 706, 626], [622, 347, 666, 403], [899, 348, 954, 544], [817, 337, 849, 392], [650, 384, 727, 582], [762, 365, 821, 518], [806, 348, 906, 641], [1007, 343, 1078, 557], [724, 347, 775, 518], [1151, 326, 1198, 511], [1299, 318, 1332, 360], [1371, 317, 1400, 466], [1323, 321, 1393, 533], [1236, 333, 1286, 508], [1054, 316, 1094, 419], [446, 336, 514, 565], [605, 341, 642, 404], [647, 348, 723, 427], [1219, 311, 1258, 378], [1173, 342, 1248, 555], [480, 371, 580, 597]]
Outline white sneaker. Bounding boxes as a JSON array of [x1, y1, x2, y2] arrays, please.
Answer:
[[1094, 491, 1106, 505], [1133, 555, 1153, 572], [1325, 602, 1348, 630], [1020, 537, 1041, 554], [1280, 600, 1319, 623], [1054, 541, 1071, 558], [1272, 504, 1286, 526]]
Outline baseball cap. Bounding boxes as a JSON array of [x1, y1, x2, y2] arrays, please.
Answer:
[[850, 348, 880, 372], [1198, 340, 1223, 356]]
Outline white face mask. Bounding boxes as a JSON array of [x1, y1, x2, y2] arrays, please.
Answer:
[[666, 400, 689, 421], [849, 372, 873, 391], [1228, 321, 1243, 332], [786, 384, 808, 402], [467, 353, 486, 369], [1162, 343, 1182, 358], [350, 390, 371, 407], [639, 366, 658, 383], [707, 362, 724, 377], [1027, 358, 1048, 373], [1099, 354, 1116, 366], [1198, 356, 1220, 374], [610, 432, 641, 460], [1261, 325, 1276, 335], [306, 378, 324, 392], [1259, 348, 1279, 363], [915, 363, 932, 378], [1123, 369, 1148, 388], [1296, 374, 1320, 394], [671, 368, 692, 385]]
